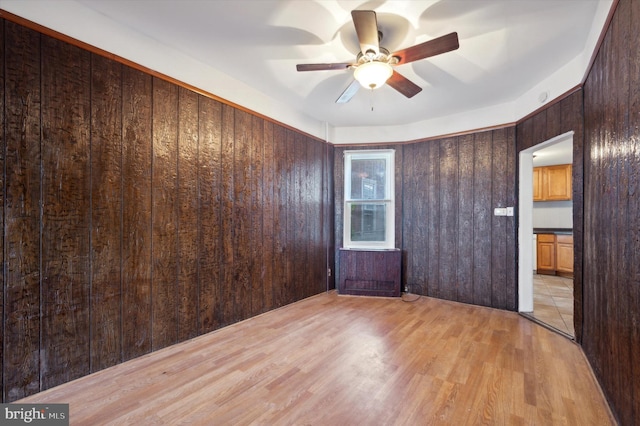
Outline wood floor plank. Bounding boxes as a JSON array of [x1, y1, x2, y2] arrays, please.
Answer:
[[17, 292, 613, 425]]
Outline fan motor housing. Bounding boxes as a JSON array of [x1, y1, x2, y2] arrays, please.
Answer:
[[356, 47, 396, 65]]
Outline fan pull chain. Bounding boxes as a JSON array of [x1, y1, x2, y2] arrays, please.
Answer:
[[370, 88, 374, 111]]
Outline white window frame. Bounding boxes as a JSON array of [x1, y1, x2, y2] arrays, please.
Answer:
[[343, 149, 395, 249]]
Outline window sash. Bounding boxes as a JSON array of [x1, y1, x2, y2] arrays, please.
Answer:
[[343, 150, 394, 249]]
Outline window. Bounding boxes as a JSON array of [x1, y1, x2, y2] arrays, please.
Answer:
[[343, 149, 395, 249]]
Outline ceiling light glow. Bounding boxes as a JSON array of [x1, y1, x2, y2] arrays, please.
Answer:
[[354, 61, 393, 90]]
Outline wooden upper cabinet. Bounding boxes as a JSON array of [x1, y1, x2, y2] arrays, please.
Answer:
[[532, 167, 543, 201], [533, 164, 572, 201]]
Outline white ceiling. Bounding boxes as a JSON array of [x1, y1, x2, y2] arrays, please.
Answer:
[[0, 0, 613, 143], [533, 135, 573, 167]]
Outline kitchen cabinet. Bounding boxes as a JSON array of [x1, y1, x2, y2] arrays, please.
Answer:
[[533, 164, 572, 201], [556, 234, 574, 275], [536, 234, 556, 274], [338, 249, 401, 297], [536, 233, 573, 277], [532, 167, 543, 201]]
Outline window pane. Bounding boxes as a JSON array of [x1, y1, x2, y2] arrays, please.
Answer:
[[349, 158, 386, 199], [350, 204, 386, 242]]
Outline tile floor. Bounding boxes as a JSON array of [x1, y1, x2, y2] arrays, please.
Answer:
[[532, 273, 574, 337]]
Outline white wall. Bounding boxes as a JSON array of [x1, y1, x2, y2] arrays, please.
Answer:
[[533, 201, 573, 229]]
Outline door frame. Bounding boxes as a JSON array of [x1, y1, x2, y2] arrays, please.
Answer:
[[518, 131, 574, 312]]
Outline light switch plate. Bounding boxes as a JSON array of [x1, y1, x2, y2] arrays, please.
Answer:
[[494, 207, 507, 216]]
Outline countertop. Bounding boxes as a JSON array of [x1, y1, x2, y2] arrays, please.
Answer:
[[533, 228, 573, 235]]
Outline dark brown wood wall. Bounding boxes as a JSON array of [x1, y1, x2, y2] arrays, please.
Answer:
[[0, 20, 330, 402], [581, 0, 640, 423], [402, 128, 517, 310], [515, 90, 585, 343], [334, 128, 517, 311]]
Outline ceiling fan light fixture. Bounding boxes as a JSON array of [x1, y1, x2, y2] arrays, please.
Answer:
[[354, 61, 393, 90]]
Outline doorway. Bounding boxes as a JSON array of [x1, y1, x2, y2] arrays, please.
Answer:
[[518, 131, 574, 338]]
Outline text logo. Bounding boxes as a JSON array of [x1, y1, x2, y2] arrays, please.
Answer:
[[1, 404, 68, 425]]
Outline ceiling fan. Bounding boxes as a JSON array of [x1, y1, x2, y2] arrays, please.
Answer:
[[296, 10, 459, 103]]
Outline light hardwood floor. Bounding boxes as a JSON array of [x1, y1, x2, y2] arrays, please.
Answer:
[[18, 291, 613, 425]]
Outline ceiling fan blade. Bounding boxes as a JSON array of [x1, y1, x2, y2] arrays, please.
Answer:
[[386, 71, 422, 98], [351, 10, 379, 55], [392, 32, 459, 65], [297, 63, 352, 72], [336, 80, 360, 104]]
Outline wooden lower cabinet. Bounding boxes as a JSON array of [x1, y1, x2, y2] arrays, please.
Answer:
[[338, 249, 401, 297], [556, 234, 574, 275], [536, 233, 573, 277], [536, 234, 556, 274]]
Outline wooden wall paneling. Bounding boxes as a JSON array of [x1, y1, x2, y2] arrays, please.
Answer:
[[1, 16, 332, 401], [291, 133, 302, 301], [472, 132, 493, 306], [505, 127, 517, 311], [317, 140, 328, 293], [295, 134, 308, 300], [425, 142, 440, 298], [307, 140, 318, 295], [611, 3, 632, 422], [410, 143, 430, 296], [197, 96, 222, 333], [598, 19, 619, 421], [285, 129, 296, 304], [490, 128, 508, 309], [0, 18, 4, 401], [516, 113, 534, 151], [177, 87, 199, 340], [401, 144, 415, 291], [272, 124, 288, 308], [333, 147, 344, 290], [591, 49, 606, 379], [325, 144, 335, 291], [583, 8, 627, 421], [628, 1, 640, 420], [261, 121, 275, 311], [303, 137, 322, 297], [308, 139, 320, 296], [89, 53, 123, 372], [545, 102, 562, 141], [531, 108, 547, 147], [250, 114, 264, 316], [306, 140, 318, 295], [0, 18, 7, 402], [233, 109, 252, 322], [220, 104, 235, 326], [151, 77, 179, 350], [40, 36, 91, 390], [121, 65, 153, 361], [457, 135, 475, 305], [583, 34, 604, 388], [3, 21, 41, 401], [438, 138, 458, 301]]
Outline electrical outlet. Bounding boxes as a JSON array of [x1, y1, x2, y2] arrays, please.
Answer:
[[327, 268, 332, 277], [404, 286, 408, 293]]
